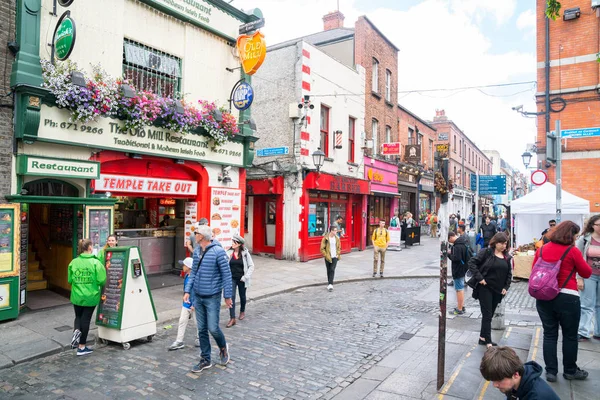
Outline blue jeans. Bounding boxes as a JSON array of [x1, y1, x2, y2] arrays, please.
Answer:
[[194, 293, 227, 362], [578, 274, 600, 338]]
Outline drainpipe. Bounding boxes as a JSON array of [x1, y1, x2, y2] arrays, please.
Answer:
[[545, 12, 550, 138]]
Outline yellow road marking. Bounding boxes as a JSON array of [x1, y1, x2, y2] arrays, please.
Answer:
[[504, 327, 512, 339], [531, 327, 541, 361], [477, 381, 491, 400], [438, 344, 477, 399]]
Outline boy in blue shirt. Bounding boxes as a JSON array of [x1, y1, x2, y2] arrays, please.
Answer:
[[168, 257, 200, 350]]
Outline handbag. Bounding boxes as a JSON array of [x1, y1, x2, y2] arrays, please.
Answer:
[[465, 268, 478, 289]]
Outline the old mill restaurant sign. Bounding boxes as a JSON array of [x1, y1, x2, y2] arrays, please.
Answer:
[[237, 31, 266, 75], [37, 105, 245, 167]]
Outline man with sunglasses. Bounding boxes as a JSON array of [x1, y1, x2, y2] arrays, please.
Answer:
[[541, 219, 557, 241]]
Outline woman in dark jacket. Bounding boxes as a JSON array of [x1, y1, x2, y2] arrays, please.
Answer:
[[533, 221, 592, 382], [468, 233, 512, 348]]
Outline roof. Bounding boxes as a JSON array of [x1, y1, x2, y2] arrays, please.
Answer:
[[360, 16, 400, 52], [269, 28, 355, 51], [397, 103, 436, 132]]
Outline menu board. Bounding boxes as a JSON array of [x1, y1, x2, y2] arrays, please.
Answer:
[[89, 209, 111, 255], [96, 250, 125, 328], [19, 206, 29, 305], [209, 188, 242, 249], [49, 205, 73, 244], [0, 210, 14, 273], [183, 202, 198, 246]]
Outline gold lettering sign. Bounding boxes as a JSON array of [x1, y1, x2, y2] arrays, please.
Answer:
[[237, 31, 266, 75]]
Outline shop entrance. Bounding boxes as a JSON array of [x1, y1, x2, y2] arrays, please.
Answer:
[[351, 200, 362, 249], [253, 196, 276, 254], [23, 180, 82, 309]]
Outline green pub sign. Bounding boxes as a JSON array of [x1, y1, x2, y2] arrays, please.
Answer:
[[53, 11, 76, 61]]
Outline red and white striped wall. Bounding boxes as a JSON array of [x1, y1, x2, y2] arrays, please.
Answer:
[[300, 45, 311, 157]]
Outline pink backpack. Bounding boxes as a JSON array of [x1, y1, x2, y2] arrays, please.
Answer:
[[528, 245, 575, 301]]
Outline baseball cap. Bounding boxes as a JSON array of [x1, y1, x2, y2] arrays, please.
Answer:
[[198, 218, 209, 225], [178, 257, 193, 268]]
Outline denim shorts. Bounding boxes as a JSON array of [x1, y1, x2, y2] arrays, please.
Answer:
[[454, 277, 465, 291]]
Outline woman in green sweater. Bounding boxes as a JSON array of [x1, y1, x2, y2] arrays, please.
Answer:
[[97, 234, 118, 266], [68, 239, 107, 356]]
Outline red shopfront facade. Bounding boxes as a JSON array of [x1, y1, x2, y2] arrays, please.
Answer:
[[246, 176, 285, 259], [300, 172, 369, 261], [364, 157, 400, 246]]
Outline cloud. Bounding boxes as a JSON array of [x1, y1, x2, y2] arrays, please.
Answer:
[[516, 9, 536, 31], [231, 0, 536, 170]]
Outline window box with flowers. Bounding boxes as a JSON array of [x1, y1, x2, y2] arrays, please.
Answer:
[[40, 60, 239, 148]]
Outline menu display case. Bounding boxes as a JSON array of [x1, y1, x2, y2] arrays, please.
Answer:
[[115, 228, 175, 274]]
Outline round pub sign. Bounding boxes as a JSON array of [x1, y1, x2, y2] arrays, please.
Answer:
[[53, 11, 76, 61]]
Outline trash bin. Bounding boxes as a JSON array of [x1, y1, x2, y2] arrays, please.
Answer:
[[492, 302, 505, 330]]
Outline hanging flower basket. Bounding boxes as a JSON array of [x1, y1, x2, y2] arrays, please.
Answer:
[[40, 60, 239, 147], [434, 172, 454, 195]]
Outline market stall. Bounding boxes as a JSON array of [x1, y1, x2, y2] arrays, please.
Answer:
[[510, 182, 590, 278]]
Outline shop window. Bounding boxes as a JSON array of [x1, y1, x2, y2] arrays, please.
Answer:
[[330, 202, 347, 235], [308, 202, 329, 237], [348, 117, 355, 163], [123, 39, 182, 98], [320, 105, 330, 157]]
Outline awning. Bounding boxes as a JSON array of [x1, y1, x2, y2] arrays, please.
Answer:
[[5, 195, 117, 206]]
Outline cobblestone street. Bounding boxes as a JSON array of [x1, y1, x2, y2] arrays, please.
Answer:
[[0, 279, 437, 400]]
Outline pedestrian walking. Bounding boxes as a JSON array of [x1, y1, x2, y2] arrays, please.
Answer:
[[390, 211, 401, 228], [97, 234, 118, 266], [533, 221, 591, 382], [577, 214, 600, 342], [429, 212, 438, 238], [468, 212, 475, 230], [372, 220, 390, 278], [479, 216, 496, 248], [226, 234, 255, 328], [479, 346, 560, 399], [169, 257, 200, 350], [468, 233, 512, 348], [183, 225, 232, 373], [405, 212, 415, 228], [68, 239, 107, 356], [449, 214, 458, 233], [448, 231, 470, 315], [320, 225, 341, 292]]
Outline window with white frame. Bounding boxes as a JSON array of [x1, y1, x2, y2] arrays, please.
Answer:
[[372, 119, 379, 155], [385, 69, 391, 101], [372, 58, 379, 93]]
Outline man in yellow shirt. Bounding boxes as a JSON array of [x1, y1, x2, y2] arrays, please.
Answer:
[[372, 220, 390, 278]]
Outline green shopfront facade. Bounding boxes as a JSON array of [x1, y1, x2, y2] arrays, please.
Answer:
[[3, 0, 261, 320]]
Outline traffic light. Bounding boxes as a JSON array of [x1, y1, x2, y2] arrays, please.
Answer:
[[546, 132, 557, 163]]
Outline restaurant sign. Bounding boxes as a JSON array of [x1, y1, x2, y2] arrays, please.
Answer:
[[94, 174, 198, 196], [37, 105, 245, 167], [404, 145, 421, 164], [17, 155, 99, 179], [237, 31, 266, 75], [364, 157, 398, 194], [381, 142, 401, 155]]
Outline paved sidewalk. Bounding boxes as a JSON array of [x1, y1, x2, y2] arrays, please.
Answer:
[[0, 238, 440, 370]]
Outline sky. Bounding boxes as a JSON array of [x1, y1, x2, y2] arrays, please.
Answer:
[[231, 0, 538, 172]]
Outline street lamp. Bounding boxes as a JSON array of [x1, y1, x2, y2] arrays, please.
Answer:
[[312, 148, 325, 173], [521, 151, 532, 169]]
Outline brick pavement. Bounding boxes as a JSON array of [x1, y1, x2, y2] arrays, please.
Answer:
[[0, 279, 437, 400]]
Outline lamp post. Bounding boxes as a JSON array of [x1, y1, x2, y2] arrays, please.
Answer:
[[312, 148, 325, 173], [521, 151, 532, 169]]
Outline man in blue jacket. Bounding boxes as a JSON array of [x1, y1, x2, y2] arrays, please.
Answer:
[[480, 346, 560, 399], [184, 224, 232, 373]]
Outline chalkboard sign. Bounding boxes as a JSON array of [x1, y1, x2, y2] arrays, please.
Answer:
[[96, 249, 126, 328], [132, 258, 142, 278], [404, 227, 421, 247]]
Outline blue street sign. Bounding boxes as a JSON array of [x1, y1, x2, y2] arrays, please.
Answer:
[[557, 127, 600, 139], [256, 147, 289, 157], [470, 175, 507, 195]]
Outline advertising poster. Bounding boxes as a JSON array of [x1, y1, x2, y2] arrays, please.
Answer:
[[183, 202, 198, 246], [89, 210, 111, 255], [210, 188, 242, 249], [388, 227, 401, 247], [96, 250, 125, 328], [308, 204, 317, 235], [0, 210, 14, 273], [0, 284, 10, 309]]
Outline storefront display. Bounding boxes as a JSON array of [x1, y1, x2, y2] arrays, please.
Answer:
[[0, 204, 20, 321], [364, 157, 399, 246], [300, 172, 369, 261]]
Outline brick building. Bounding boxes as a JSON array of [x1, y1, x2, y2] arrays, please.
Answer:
[[0, 0, 15, 201], [535, 0, 600, 213], [431, 110, 493, 219]]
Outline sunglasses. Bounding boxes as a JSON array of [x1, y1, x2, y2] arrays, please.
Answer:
[[232, 240, 240, 244]]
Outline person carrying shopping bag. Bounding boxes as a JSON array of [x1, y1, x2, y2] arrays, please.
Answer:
[[226, 234, 255, 328]]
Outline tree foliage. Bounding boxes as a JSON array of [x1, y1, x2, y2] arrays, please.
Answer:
[[546, 0, 561, 20]]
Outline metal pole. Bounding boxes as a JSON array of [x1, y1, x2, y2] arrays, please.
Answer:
[[475, 173, 479, 237], [437, 158, 449, 391], [555, 120, 562, 222]]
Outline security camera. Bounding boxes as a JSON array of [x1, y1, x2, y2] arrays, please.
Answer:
[[545, 161, 552, 168], [223, 166, 232, 172], [309, 104, 314, 109], [298, 103, 304, 109], [512, 105, 523, 111], [304, 95, 310, 101]]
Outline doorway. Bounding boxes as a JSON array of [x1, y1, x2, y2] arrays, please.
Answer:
[[253, 196, 277, 254], [351, 201, 361, 249]]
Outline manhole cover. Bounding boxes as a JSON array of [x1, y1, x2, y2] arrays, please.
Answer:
[[399, 332, 415, 340], [54, 325, 72, 332]]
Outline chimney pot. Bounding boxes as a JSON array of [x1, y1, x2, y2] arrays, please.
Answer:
[[323, 10, 345, 31]]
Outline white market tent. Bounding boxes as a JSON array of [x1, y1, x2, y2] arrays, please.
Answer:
[[510, 182, 590, 247]]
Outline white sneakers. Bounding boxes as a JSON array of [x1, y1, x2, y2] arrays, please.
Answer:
[[327, 284, 333, 292]]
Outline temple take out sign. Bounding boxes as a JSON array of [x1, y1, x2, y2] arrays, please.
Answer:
[[37, 105, 245, 166], [94, 174, 198, 196]]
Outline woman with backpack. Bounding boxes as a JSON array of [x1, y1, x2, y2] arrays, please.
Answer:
[[468, 233, 512, 348], [532, 221, 592, 382], [577, 215, 600, 342]]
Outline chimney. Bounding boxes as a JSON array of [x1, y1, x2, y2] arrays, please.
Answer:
[[323, 10, 345, 31], [433, 109, 448, 122]]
